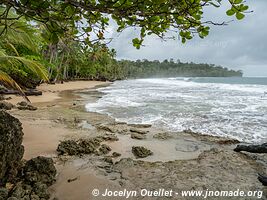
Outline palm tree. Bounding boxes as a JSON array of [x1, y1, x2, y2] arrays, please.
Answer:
[[0, 8, 48, 101]]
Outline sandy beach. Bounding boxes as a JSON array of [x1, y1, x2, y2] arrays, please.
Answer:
[[5, 80, 267, 200]]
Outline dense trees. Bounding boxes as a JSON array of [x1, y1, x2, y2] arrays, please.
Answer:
[[118, 59, 243, 78]]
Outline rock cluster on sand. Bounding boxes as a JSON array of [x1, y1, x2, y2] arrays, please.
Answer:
[[0, 111, 57, 200], [0, 111, 24, 185], [130, 128, 149, 135], [57, 135, 114, 156], [17, 101, 37, 111], [132, 146, 153, 158]]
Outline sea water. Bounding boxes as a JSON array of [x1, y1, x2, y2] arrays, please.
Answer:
[[86, 77, 267, 143]]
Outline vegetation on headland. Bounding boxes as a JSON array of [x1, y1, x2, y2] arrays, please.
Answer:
[[0, 0, 248, 90]]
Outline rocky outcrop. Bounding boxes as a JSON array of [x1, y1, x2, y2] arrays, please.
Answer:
[[131, 133, 146, 140], [0, 111, 24, 186], [0, 101, 15, 110], [132, 146, 153, 158], [57, 135, 117, 156], [57, 139, 100, 156], [153, 132, 173, 140], [130, 128, 148, 135], [17, 101, 37, 111], [234, 143, 267, 153]]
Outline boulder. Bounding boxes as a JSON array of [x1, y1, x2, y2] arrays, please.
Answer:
[[132, 146, 153, 158], [0, 101, 15, 110], [0, 188, 8, 200], [153, 132, 173, 140], [112, 152, 121, 157], [131, 133, 146, 140], [22, 156, 56, 186], [0, 111, 24, 186]]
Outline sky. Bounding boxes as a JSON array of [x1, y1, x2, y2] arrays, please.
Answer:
[[106, 0, 267, 77]]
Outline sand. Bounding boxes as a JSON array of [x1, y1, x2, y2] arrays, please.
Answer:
[[7, 81, 109, 105]]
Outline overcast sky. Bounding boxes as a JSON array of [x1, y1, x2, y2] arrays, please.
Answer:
[[107, 0, 267, 77]]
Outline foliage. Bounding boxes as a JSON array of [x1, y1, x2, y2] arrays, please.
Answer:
[[0, 0, 249, 47]]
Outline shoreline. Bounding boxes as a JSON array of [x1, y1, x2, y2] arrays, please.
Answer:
[[4, 80, 267, 200]]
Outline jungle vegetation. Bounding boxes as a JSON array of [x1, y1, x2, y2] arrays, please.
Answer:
[[0, 0, 248, 91]]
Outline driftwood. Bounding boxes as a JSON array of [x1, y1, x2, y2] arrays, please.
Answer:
[[0, 89, 42, 96], [234, 143, 267, 153]]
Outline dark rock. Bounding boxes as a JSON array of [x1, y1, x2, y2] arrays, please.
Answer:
[[33, 183, 49, 199], [234, 143, 267, 153], [17, 102, 37, 111], [101, 134, 119, 141], [11, 182, 26, 199], [128, 124, 151, 128], [0, 101, 15, 110], [153, 132, 173, 140], [99, 144, 112, 155], [132, 146, 153, 158], [130, 133, 146, 140], [258, 174, 267, 186], [130, 128, 148, 135], [67, 177, 78, 183], [57, 140, 82, 156], [7, 197, 19, 200], [0, 94, 4, 101], [0, 188, 8, 199], [57, 138, 101, 156], [103, 157, 113, 164], [0, 111, 24, 186], [112, 152, 121, 157], [22, 156, 56, 186]]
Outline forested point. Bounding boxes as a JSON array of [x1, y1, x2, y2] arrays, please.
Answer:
[[118, 59, 243, 79]]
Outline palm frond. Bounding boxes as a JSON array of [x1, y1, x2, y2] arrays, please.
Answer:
[[0, 70, 30, 102]]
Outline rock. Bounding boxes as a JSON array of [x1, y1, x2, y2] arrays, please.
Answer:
[[153, 132, 173, 140], [132, 146, 153, 158], [57, 138, 101, 156], [10, 182, 26, 199], [103, 157, 113, 164], [99, 144, 112, 155], [112, 152, 121, 157], [17, 102, 37, 111], [0, 111, 24, 186], [131, 133, 146, 140], [0, 101, 15, 110], [130, 128, 148, 135], [7, 197, 19, 200], [128, 124, 152, 128], [258, 174, 267, 186], [22, 156, 56, 186], [0, 95, 4, 101], [97, 125, 116, 133], [0, 188, 8, 199], [101, 134, 119, 141], [57, 140, 82, 156], [33, 183, 49, 199], [234, 143, 267, 153]]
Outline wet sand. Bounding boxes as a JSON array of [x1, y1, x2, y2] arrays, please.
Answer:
[[5, 80, 267, 200]]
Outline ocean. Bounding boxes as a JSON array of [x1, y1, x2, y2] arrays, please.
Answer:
[[86, 77, 267, 143]]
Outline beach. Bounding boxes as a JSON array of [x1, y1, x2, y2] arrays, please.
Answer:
[[5, 80, 267, 200]]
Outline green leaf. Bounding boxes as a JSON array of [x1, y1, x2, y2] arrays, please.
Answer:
[[226, 9, 235, 16], [236, 12, 245, 20]]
